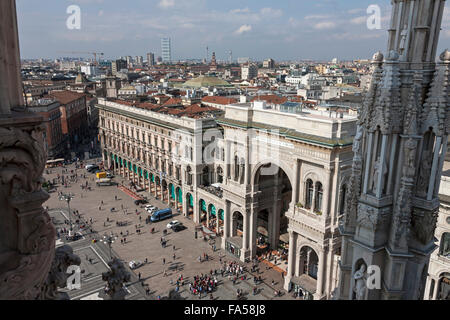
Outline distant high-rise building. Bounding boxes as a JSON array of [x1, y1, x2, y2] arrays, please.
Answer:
[[111, 59, 127, 75], [161, 37, 172, 63], [126, 56, 132, 67], [241, 64, 258, 80], [135, 56, 143, 66], [263, 58, 275, 69], [147, 52, 155, 67]]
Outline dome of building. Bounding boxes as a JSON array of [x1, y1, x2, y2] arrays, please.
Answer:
[[183, 75, 232, 88]]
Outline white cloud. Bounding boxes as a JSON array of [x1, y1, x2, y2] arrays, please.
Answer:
[[230, 8, 250, 14], [314, 21, 337, 30], [235, 24, 252, 35], [348, 8, 365, 15], [260, 7, 283, 18], [158, 0, 175, 9], [305, 14, 333, 20], [350, 16, 367, 25]]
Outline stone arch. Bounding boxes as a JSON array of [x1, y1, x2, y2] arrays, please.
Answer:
[[251, 159, 294, 188], [231, 211, 244, 237], [298, 245, 320, 281]]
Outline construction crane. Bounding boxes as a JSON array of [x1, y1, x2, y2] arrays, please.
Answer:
[[58, 51, 104, 65]]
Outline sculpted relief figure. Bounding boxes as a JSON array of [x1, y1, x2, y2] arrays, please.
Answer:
[[399, 24, 409, 55], [353, 126, 363, 156], [353, 264, 368, 300], [371, 157, 387, 194], [417, 151, 432, 197]]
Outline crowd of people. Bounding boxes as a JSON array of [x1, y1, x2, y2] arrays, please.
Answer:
[[188, 273, 219, 298]]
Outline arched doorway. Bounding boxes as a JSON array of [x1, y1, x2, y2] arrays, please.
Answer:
[[437, 273, 450, 300], [208, 204, 216, 231], [291, 245, 320, 300], [162, 180, 168, 203], [218, 209, 224, 236], [155, 176, 161, 199], [199, 199, 207, 223], [176, 187, 182, 211], [186, 193, 194, 218], [253, 163, 292, 252], [231, 211, 244, 237], [169, 183, 175, 207]]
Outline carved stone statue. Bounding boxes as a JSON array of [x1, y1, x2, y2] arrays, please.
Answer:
[[353, 264, 367, 300], [353, 125, 363, 156], [39, 245, 81, 300], [417, 151, 432, 197], [101, 258, 131, 300], [371, 156, 387, 194], [399, 24, 409, 54]]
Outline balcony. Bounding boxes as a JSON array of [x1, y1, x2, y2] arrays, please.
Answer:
[[198, 183, 223, 198]]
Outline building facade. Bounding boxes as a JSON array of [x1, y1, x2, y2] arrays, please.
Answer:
[[28, 98, 65, 158], [48, 90, 88, 149], [424, 162, 450, 300], [338, 0, 449, 300], [98, 97, 358, 300]]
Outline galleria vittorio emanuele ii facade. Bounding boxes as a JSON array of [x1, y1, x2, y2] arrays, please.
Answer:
[[97, 96, 357, 300]]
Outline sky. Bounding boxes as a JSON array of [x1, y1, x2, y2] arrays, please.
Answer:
[[16, 0, 450, 61]]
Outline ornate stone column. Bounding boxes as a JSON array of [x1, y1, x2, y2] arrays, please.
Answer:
[[0, 0, 58, 299]]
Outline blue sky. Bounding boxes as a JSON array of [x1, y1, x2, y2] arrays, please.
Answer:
[[16, 0, 450, 61]]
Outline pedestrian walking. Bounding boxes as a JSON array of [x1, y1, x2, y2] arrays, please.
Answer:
[[163, 258, 165, 265], [138, 272, 141, 280], [173, 253, 176, 261]]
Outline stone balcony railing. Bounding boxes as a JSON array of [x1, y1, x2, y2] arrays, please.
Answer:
[[198, 184, 223, 198]]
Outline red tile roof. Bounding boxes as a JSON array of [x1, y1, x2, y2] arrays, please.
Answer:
[[202, 96, 238, 105], [162, 97, 182, 107], [251, 95, 288, 105], [47, 90, 86, 105]]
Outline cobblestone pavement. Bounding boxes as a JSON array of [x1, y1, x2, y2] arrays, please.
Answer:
[[44, 159, 298, 300]]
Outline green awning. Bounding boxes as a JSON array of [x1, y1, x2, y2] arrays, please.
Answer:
[[177, 188, 182, 203], [209, 205, 216, 216], [170, 184, 175, 199], [200, 200, 206, 212]]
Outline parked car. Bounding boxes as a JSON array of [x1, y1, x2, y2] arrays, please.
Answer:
[[134, 199, 147, 205], [87, 165, 100, 173], [166, 220, 181, 229], [172, 224, 187, 233], [129, 260, 142, 270]]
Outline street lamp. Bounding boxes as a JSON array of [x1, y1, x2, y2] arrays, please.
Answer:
[[59, 192, 74, 231], [102, 234, 117, 261]]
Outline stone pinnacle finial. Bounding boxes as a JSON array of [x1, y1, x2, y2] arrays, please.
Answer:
[[440, 49, 450, 62], [386, 50, 400, 61], [372, 51, 384, 63]]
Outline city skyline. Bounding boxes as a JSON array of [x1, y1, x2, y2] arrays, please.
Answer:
[[16, 0, 450, 61]]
